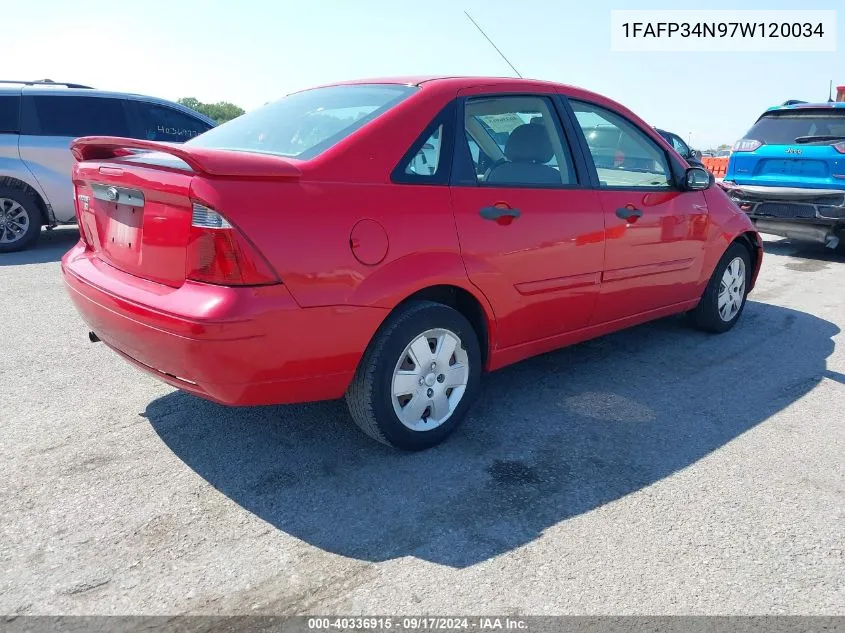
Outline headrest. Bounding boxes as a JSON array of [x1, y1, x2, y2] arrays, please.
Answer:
[[504, 124, 554, 163]]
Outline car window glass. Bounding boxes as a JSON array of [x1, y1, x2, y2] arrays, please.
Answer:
[[464, 96, 574, 186], [571, 101, 672, 188], [671, 135, 689, 155], [187, 84, 415, 160], [135, 102, 212, 142], [404, 125, 443, 176], [0, 96, 20, 133], [466, 136, 481, 164], [744, 111, 845, 144], [23, 96, 130, 137], [465, 135, 497, 176]]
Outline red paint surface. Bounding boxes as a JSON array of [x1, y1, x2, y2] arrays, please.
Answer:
[[350, 219, 389, 266], [63, 76, 761, 406]]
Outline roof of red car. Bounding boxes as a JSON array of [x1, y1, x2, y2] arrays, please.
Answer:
[[300, 75, 641, 131], [320, 75, 568, 90], [309, 75, 612, 105]]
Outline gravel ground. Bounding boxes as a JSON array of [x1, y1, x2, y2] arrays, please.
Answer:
[[1, 227, 843, 615]]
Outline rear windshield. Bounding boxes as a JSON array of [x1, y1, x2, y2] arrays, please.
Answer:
[[186, 84, 416, 160], [744, 109, 845, 145]]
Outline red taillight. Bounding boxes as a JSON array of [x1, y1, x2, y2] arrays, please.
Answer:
[[73, 186, 94, 249], [186, 203, 279, 286], [833, 141, 845, 154], [733, 139, 762, 152]]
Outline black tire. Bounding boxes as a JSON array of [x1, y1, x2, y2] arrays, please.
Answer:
[[0, 186, 42, 253], [835, 229, 845, 254], [689, 242, 752, 333], [345, 300, 482, 450]]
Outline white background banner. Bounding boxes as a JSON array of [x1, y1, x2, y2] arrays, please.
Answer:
[[610, 10, 837, 52]]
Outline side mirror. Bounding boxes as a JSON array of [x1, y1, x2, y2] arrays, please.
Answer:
[[684, 166, 712, 191]]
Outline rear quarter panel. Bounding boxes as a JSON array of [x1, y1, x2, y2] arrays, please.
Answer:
[[18, 135, 76, 222], [188, 83, 491, 314], [190, 177, 477, 309]]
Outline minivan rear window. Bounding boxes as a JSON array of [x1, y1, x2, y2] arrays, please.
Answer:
[[132, 101, 212, 142], [21, 96, 130, 137], [186, 84, 416, 160], [0, 95, 20, 133], [744, 109, 845, 145]]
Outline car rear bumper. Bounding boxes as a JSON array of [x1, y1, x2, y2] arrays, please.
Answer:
[[719, 182, 845, 246], [61, 243, 388, 406], [720, 181, 845, 223]]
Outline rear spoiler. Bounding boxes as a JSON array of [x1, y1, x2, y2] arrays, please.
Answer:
[[70, 136, 301, 179]]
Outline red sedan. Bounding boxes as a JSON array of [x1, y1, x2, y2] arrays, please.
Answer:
[[62, 76, 762, 450]]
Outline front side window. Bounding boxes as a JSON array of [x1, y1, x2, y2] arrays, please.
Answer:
[[571, 101, 672, 189], [21, 96, 130, 137], [134, 102, 212, 142], [187, 84, 416, 160], [463, 95, 575, 186]]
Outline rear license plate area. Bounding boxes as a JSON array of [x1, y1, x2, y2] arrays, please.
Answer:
[[105, 203, 142, 250]]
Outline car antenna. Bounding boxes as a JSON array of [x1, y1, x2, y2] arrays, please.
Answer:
[[463, 11, 523, 78], [828, 79, 834, 103]]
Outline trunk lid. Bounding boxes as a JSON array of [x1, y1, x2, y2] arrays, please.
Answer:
[[727, 144, 845, 189], [71, 137, 300, 288], [75, 159, 195, 287], [726, 106, 845, 189]]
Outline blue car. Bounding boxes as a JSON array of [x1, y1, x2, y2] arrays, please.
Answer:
[[721, 100, 845, 250]]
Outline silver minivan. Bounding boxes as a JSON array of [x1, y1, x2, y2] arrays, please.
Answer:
[[0, 80, 216, 252]]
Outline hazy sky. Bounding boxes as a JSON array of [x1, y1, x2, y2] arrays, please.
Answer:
[[5, 0, 842, 148]]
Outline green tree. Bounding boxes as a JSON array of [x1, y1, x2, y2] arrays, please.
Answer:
[[178, 98, 245, 124]]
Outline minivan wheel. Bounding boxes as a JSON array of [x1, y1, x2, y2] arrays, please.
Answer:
[[689, 242, 752, 333], [0, 187, 41, 253], [345, 300, 482, 450]]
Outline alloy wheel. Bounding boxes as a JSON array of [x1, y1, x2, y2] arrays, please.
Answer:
[[0, 198, 30, 244]]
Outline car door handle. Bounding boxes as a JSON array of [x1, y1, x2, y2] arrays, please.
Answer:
[[480, 206, 521, 221], [616, 206, 643, 221]]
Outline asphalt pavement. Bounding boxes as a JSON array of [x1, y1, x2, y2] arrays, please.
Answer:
[[1, 227, 843, 614]]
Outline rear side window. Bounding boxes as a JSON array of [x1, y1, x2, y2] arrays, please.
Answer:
[[404, 125, 444, 177], [21, 96, 130, 137], [744, 110, 845, 145], [0, 96, 20, 133], [463, 95, 576, 187], [187, 84, 416, 160], [392, 101, 456, 185], [131, 102, 212, 142]]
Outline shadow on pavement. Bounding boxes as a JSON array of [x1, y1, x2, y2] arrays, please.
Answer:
[[0, 227, 79, 266], [144, 301, 838, 568], [761, 235, 844, 265]]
